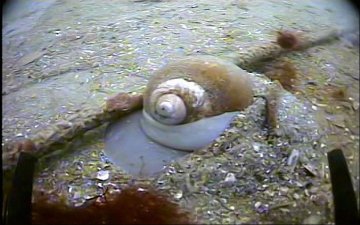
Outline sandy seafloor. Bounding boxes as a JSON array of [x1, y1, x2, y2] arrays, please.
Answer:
[[2, 0, 359, 224]]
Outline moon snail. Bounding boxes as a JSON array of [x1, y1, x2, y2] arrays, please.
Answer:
[[104, 55, 254, 176], [141, 55, 254, 151]]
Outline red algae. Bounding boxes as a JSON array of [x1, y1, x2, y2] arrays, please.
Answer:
[[264, 60, 298, 92], [312, 85, 350, 103], [276, 30, 302, 50], [329, 86, 348, 101], [32, 185, 194, 225]]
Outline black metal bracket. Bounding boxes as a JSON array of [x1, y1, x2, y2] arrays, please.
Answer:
[[3, 152, 38, 225], [327, 148, 359, 225]]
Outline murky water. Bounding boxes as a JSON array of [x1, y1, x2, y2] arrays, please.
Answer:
[[2, 0, 359, 224]]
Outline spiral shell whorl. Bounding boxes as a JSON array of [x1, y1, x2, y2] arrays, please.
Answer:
[[147, 78, 211, 125], [152, 94, 186, 125]]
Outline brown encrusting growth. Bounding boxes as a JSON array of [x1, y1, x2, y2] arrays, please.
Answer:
[[329, 86, 348, 101], [264, 60, 298, 92], [264, 82, 281, 137], [105, 92, 143, 113], [310, 85, 350, 105], [276, 30, 302, 50], [32, 185, 194, 225]]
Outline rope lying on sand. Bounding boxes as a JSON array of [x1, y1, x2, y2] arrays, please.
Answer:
[[230, 28, 344, 71]]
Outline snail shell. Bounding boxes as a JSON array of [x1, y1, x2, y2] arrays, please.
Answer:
[[143, 55, 254, 125], [141, 55, 254, 151]]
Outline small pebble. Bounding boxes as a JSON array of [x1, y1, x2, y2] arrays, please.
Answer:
[[224, 172, 237, 183], [174, 190, 183, 200], [16, 133, 24, 137], [293, 193, 300, 199], [73, 191, 81, 199], [279, 186, 289, 194], [287, 149, 300, 169]]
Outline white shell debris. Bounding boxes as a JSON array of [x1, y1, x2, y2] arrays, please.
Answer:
[[287, 149, 300, 170], [174, 190, 183, 200], [224, 172, 237, 183], [254, 201, 262, 208], [96, 170, 110, 181]]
